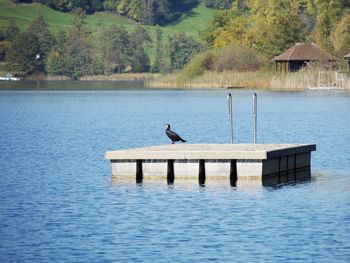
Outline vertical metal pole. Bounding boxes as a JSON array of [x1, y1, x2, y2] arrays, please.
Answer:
[[227, 93, 233, 144], [253, 93, 257, 144]]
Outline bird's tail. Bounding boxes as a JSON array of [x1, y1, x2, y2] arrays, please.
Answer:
[[181, 139, 186, 142]]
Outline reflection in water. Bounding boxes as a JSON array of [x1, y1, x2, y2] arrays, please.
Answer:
[[0, 80, 145, 90], [110, 174, 311, 191]]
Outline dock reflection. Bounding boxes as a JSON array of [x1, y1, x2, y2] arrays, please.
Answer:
[[110, 173, 311, 192]]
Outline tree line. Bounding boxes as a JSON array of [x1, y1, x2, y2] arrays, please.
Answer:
[[200, 0, 350, 60], [12, 0, 201, 25], [0, 11, 202, 79], [3, 0, 348, 80], [11, 0, 235, 25]]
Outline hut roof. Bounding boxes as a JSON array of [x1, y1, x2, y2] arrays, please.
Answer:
[[344, 53, 350, 59], [272, 43, 339, 62]]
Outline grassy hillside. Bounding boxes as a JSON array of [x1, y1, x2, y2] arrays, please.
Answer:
[[164, 4, 215, 38], [0, 0, 214, 40], [0, 0, 138, 34], [0, 0, 214, 65]]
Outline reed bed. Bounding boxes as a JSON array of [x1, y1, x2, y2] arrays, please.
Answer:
[[80, 73, 159, 81], [147, 71, 273, 89], [148, 69, 350, 90], [44, 73, 159, 81]]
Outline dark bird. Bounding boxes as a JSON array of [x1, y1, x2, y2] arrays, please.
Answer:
[[165, 124, 186, 144]]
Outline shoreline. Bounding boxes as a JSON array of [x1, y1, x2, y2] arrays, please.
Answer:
[[148, 70, 350, 90], [2, 70, 349, 90], [45, 73, 160, 81]]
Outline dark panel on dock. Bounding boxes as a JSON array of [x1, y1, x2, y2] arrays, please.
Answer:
[[136, 160, 143, 184], [167, 160, 174, 185], [199, 160, 206, 186], [230, 160, 237, 187]]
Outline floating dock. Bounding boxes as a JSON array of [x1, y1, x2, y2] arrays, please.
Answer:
[[105, 144, 316, 185]]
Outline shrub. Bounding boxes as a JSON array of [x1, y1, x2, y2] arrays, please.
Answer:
[[179, 50, 217, 80], [168, 32, 202, 71], [214, 45, 260, 72]]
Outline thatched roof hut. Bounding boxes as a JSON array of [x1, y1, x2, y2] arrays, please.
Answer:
[[272, 43, 339, 72]]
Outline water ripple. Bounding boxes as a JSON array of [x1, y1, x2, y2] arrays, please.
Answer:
[[1, 86, 350, 261]]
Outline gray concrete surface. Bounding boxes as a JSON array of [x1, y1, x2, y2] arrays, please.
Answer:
[[105, 144, 316, 182]]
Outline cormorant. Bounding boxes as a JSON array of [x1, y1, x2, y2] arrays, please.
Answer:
[[165, 124, 186, 144]]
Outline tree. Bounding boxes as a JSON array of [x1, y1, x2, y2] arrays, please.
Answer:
[[28, 13, 55, 72], [5, 19, 20, 41], [16, 0, 200, 25], [64, 35, 92, 79], [103, 0, 117, 12], [205, 0, 308, 58], [152, 26, 164, 72], [36, 0, 97, 13], [332, 13, 350, 57], [212, 6, 249, 48], [168, 32, 202, 70], [129, 27, 152, 72], [203, 0, 233, 9], [70, 8, 89, 35], [6, 32, 40, 74], [0, 23, 5, 41], [313, 0, 344, 51], [118, 0, 171, 25], [100, 25, 130, 74], [63, 10, 92, 79], [200, 9, 231, 47], [0, 23, 10, 61], [259, 0, 308, 58], [90, 0, 105, 12], [46, 30, 67, 75]]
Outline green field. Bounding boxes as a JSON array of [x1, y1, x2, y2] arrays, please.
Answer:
[[0, 0, 214, 40], [0, 0, 214, 64]]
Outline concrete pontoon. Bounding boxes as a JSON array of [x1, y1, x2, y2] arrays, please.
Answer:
[[105, 144, 316, 185]]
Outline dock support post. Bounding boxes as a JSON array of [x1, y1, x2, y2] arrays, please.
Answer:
[[278, 156, 281, 184], [286, 156, 289, 181], [167, 160, 174, 185], [136, 160, 143, 184], [199, 160, 206, 186], [293, 154, 297, 181], [230, 160, 237, 187]]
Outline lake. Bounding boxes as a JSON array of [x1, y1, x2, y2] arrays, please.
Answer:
[[1, 81, 350, 262]]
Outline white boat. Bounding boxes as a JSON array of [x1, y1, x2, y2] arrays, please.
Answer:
[[0, 74, 20, 81]]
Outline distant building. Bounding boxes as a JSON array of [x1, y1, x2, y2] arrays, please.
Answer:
[[345, 53, 350, 71], [272, 43, 339, 73]]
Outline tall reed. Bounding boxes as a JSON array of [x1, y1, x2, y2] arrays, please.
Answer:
[[148, 69, 350, 90]]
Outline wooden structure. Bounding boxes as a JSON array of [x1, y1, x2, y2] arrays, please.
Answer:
[[272, 43, 339, 73], [345, 53, 350, 71]]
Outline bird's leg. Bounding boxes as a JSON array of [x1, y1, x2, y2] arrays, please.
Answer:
[[172, 141, 175, 144]]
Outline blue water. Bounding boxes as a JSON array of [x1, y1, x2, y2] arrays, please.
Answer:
[[1, 82, 350, 262]]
